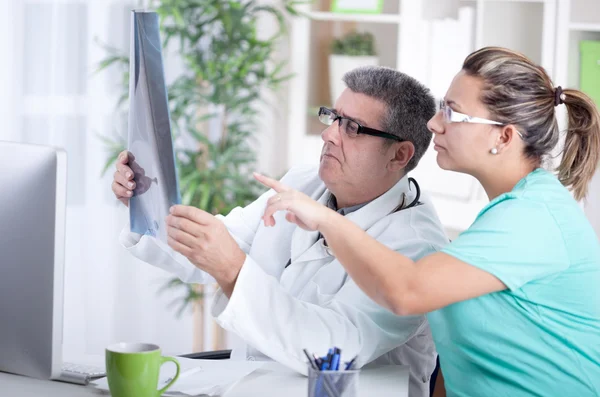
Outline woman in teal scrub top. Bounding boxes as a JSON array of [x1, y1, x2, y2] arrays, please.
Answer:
[[254, 47, 600, 396]]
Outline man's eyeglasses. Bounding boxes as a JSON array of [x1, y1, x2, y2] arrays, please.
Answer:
[[438, 99, 524, 138], [318, 107, 404, 142]]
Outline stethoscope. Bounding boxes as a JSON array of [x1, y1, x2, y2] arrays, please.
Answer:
[[284, 178, 422, 267], [391, 177, 421, 212]]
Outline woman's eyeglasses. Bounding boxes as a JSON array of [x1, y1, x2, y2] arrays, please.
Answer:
[[438, 100, 524, 138], [318, 107, 404, 142], [439, 100, 505, 125]]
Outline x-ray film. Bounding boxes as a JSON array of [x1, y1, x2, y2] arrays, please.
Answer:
[[128, 10, 181, 243]]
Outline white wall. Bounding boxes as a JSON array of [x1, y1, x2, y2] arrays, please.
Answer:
[[252, 0, 293, 178], [0, 0, 195, 362]]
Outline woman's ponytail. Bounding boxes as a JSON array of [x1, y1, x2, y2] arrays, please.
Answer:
[[558, 89, 600, 201]]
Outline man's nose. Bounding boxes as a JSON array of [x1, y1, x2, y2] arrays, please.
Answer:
[[427, 111, 445, 135], [321, 120, 342, 144]]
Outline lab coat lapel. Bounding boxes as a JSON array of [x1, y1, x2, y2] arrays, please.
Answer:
[[289, 187, 331, 264], [289, 175, 414, 265]]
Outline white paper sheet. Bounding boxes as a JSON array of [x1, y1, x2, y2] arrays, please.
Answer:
[[90, 358, 265, 396]]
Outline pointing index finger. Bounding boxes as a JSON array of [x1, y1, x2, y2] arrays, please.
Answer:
[[253, 172, 290, 193]]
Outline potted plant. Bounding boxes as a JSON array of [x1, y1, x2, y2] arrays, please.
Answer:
[[97, 0, 300, 351], [329, 31, 378, 105]]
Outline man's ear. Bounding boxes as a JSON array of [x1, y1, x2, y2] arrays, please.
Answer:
[[388, 141, 415, 172]]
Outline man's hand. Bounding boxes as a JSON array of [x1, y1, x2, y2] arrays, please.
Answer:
[[112, 150, 135, 207], [112, 150, 155, 206], [166, 205, 246, 297]]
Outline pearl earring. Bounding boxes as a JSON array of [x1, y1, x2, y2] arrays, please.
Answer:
[[490, 148, 498, 155]]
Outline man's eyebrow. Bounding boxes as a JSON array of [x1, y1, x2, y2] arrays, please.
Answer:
[[334, 108, 368, 125]]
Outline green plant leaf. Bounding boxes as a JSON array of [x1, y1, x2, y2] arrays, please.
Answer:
[[331, 31, 377, 56], [96, 133, 126, 176]]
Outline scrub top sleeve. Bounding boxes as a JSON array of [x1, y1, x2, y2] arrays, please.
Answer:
[[442, 197, 569, 290]]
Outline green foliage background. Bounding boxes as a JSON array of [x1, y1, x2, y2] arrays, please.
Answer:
[[330, 31, 376, 56]]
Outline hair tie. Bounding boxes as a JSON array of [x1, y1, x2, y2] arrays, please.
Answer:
[[554, 86, 566, 106]]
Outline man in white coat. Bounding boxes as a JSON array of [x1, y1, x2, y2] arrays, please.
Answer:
[[112, 66, 448, 397]]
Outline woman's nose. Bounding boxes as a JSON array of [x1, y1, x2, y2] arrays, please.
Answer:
[[427, 111, 445, 135]]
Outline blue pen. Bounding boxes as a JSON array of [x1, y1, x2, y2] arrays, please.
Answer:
[[322, 349, 334, 370], [331, 348, 341, 371], [344, 356, 357, 371], [313, 354, 323, 368], [304, 350, 339, 397], [303, 349, 320, 371]]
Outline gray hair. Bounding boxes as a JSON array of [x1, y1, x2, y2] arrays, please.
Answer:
[[342, 66, 436, 172]]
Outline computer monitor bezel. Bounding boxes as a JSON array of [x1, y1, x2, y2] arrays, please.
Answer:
[[0, 141, 66, 380]]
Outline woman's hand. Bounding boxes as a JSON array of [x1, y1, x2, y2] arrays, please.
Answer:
[[253, 172, 333, 232]]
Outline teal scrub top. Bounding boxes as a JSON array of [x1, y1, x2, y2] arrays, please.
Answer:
[[428, 168, 600, 396]]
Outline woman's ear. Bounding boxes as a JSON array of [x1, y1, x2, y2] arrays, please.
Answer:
[[495, 125, 521, 154], [388, 141, 415, 172]]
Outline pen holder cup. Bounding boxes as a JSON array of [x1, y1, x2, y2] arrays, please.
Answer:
[[308, 366, 359, 397]]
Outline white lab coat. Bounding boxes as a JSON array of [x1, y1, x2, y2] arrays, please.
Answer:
[[119, 165, 449, 397]]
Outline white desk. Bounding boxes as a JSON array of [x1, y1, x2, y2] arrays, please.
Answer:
[[1, 362, 409, 397]]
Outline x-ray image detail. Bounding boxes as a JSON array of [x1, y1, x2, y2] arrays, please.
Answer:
[[127, 10, 181, 244]]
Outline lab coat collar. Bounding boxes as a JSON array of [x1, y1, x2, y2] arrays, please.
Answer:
[[289, 175, 414, 265], [345, 174, 413, 231]]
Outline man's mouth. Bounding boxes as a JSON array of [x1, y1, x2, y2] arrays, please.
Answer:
[[321, 153, 340, 162]]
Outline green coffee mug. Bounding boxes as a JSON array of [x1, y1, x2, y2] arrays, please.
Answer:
[[105, 342, 180, 397]]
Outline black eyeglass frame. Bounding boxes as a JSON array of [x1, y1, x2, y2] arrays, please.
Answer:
[[318, 106, 405, 142]]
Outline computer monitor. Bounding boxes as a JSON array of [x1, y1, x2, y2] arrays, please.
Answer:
[[0, 141, 66, 380]]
